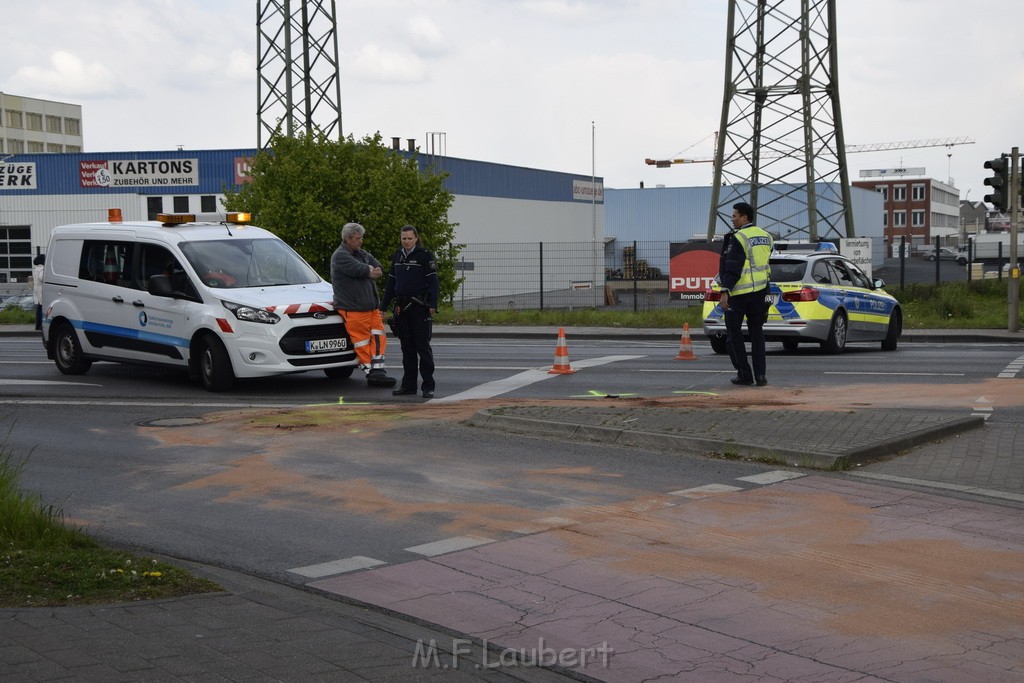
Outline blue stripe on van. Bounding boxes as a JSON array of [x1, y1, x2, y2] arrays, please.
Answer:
[[75, 320, 191, 348]]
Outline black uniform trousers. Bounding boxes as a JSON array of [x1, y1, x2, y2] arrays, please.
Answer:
[[394, 304, 435, 392], [724, 287, 769, 381]]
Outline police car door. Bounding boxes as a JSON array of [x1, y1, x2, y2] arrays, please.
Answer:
[[127, 242, 195, 368], [830, 259, 870, 339]]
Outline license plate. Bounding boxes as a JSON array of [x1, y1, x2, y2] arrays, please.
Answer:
[[305, 337, 347, 353]]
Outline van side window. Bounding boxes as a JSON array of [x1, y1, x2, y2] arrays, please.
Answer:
[[137, 243, 199, 300], [79, 240, 133, 287]]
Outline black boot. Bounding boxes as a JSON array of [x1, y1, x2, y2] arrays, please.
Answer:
[[366, 368, 397, 387]]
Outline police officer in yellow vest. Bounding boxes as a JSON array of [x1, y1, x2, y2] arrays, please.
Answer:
[[718, 202, 773, 386]]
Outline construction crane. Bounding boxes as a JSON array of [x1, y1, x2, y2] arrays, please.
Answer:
[[644, 136, 975, 167]]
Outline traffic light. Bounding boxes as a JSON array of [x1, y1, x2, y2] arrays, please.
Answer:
[[984, 154, 1010, 211]]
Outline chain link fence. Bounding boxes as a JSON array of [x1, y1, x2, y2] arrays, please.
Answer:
[[452, 240, 690, 312]]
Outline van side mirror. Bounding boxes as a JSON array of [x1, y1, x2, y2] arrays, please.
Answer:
[[148, 274, 174, 297]]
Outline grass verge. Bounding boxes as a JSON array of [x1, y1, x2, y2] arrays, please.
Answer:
[[0, 451, 220, 608], [436, 279, 1024, 330]]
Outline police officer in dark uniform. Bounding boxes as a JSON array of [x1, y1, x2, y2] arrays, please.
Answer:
[[381, 225, 440, 398]]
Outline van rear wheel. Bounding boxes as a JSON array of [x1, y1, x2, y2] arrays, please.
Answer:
[[197, 334, 234, 392], [53, 322, 92, 375]]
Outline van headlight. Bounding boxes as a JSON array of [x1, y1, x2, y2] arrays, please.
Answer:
[[222, 301, 280, 324]]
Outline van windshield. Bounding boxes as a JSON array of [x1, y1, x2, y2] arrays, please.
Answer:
[[178, 238, 321, 288]]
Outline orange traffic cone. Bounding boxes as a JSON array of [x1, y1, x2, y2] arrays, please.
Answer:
[[674, 323, 697, 360], [548, 327, 576, 374]]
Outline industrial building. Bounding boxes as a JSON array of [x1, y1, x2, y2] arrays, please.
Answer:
[[0, 93, 83, 155], [0, 145, 889, 306]]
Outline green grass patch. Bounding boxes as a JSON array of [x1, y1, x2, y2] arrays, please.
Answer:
[[435, 279, 1023, 330], [0, 451, 220, 607], [0, 307, 33, 325], [895, 279, 1024, 329], [0, 547, 222, 607]]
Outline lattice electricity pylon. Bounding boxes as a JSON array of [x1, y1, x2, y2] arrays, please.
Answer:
[[257, 0, 343, 148], [706, 0, 854, 242]]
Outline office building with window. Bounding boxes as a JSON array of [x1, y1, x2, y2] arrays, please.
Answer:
[[852, 176, 960, 252], [0, 92, 83, 155]]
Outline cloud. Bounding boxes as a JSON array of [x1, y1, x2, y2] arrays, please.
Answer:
[[404, 15, 449, 57], [348, 44, 427, 83], [8, 50, 121, 99]]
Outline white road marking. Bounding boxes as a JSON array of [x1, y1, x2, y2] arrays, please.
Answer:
[[289, 556, 385, 578], [406, 536, 494, 556], [0, 379, 102, 385], [669, 484, 744, 497], [0, 399, 308, 408], [825, 371, 966, 377], [850, 472, 1024, 504], [997, 354, 1024, 378], [737, 470, 806, 485], [432, 354, 644, 403]]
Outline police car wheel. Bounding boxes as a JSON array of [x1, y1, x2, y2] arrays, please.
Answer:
[[881, 309, 901, 351], [782, 339, 799, 351], [53, 322, 92, 375], [821, 312, 847, 354], [197, 334, 235, 392], [709, 334, 728, 355], [324, 366, 355, 380]]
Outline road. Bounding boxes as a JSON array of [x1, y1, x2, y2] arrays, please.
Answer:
[[3, 333, 1024, 680], [2, 333, 1021, 576]]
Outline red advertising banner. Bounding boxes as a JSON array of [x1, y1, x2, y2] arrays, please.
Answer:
[[234, 157, 253, 185], [669, 241, 720, 301]]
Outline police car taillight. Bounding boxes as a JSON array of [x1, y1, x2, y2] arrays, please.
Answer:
[[781, 287, 819, 302]]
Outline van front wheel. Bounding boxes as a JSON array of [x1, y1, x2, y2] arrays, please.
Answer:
[[53, 322, 92, 375], [197, 334, 234, 392]]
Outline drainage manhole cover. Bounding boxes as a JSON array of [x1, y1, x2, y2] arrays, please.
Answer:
[[147, 417, 205, 427]]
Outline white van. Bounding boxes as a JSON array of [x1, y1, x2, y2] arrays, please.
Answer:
[[41, 211, 357, 391]]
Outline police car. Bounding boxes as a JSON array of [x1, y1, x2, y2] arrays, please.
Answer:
[[702, 244, 902, 354], [41, 211, 358, 391]]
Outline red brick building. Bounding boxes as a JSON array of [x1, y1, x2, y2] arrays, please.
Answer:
[[852, 177, 960, 253]]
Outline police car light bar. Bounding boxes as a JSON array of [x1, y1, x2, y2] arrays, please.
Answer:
[[773, 241, 838, 254], [225, 212, 252, 224]]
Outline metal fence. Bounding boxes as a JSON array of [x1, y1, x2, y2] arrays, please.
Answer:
[[452, 240, 681, 311]]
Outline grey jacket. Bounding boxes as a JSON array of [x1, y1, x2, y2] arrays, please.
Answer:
[[330, 244, 382, 311]]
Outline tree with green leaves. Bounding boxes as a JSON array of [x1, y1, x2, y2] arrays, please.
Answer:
[[223, 132, 459, 302]]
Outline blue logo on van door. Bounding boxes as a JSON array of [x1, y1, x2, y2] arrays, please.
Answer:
[[139, 312, 148, 326]]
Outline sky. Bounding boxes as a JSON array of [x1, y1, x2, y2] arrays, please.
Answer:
[[4, 0, 1023, 203]]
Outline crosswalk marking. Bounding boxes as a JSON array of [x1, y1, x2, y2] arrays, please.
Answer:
[[406, 536, 495, 556], [289, 556, 385, 578]]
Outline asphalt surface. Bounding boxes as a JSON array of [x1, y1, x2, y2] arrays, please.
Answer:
[[3, 324, 1023, 681]]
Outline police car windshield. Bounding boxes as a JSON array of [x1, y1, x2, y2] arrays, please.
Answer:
[[179, 238, 321, 288]]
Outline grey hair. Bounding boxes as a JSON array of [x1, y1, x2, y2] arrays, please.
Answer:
[[341, 222, 365, 241]]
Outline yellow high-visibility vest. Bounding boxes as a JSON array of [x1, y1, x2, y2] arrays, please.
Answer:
[[730, 226, 773, 296]]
